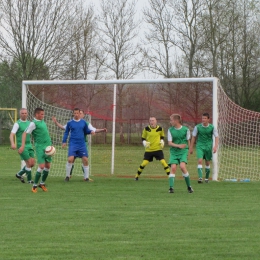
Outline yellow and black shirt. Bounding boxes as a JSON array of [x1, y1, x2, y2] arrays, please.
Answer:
[[142, 125, 164, 152]]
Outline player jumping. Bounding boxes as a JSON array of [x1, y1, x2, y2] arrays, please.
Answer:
[[19, 108, 52, 193], [189, 113, 219, 183], [10, 108, 35, 184], [52, 109, 106, 177], [167, 114, 193, 193], [62, 108, 95, 182], [135, 117, 170, 180]]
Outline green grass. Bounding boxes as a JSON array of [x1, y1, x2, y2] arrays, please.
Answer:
[[92, 145, 198, 178], [0, 146, 260, 259]]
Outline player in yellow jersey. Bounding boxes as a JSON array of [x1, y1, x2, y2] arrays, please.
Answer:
[[135, 117, 170, 180]]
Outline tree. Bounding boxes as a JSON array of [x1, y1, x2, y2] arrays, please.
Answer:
[[58, 3, 106, 80], [0, 0, 79, 79], [0, 56, 49, 108], [170, 0, 205, 77], [98, 0, 141, 142], [142, 0, 175, 78]]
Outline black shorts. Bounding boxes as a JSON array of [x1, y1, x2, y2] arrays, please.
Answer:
[[144, 150, 164, 162]]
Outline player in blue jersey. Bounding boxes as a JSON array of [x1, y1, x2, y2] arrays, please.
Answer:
[[53, 109, 106, 177], [62, 108, 95, 182]]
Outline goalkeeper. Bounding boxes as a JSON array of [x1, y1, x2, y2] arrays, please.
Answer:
[[189, 113, 219, 183], [135, 117, 170, 180]]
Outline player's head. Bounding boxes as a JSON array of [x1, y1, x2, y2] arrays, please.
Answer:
[[79, 109, 85, 119], [20, 108, 28, 120], [202, 113, 210, 125], [73, 108, 80, 120], [34, 108, 44, 120], [149, 117, 157, 128], [170, 114, 182, 127]]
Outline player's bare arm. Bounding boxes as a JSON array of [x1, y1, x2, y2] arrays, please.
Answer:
[[18, 132, 27, 154], [168, 141, 187, 149], [189, 136, 196, 154], [52, 116, 65, 130], [9, 132, 16, 149], [213, 136, 219, 153], [95, 128, 107, 133]]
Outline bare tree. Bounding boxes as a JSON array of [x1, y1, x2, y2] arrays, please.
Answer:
[[142, 0, 175, 78], [170, 0, 205, 77], [0, 0, 80, 79], [59, 3, 106, 80], [98, 0, 141, 142], [199, 0, 234, 77]]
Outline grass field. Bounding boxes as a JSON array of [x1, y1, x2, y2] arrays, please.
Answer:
[[1, 145, 260, 259]]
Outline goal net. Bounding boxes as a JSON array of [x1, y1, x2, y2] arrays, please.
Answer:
[[217, 84, 260, 181], [22, 78, 260, 181], [26, 89, 91, 177]]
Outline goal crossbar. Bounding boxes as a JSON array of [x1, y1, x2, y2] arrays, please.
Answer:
[[22, 77, 219, 180]]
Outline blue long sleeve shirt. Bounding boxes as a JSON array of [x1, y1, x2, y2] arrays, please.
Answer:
[[62, 119, 92, 147]]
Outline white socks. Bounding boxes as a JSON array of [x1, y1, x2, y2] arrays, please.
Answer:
[[83, 165, 89, 179], [66, 162, 73, 177], [37, 167, 43, 173]]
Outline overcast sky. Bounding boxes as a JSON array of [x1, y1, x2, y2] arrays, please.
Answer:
[[89, 0, 163, 79]]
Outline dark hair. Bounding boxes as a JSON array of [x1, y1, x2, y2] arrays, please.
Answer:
[[202, 113, 210, 119], [34, 107, 44, 115], [73, 108, 80, 112]]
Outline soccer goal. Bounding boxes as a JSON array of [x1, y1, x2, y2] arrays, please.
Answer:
[[22, 78, 260, 181]]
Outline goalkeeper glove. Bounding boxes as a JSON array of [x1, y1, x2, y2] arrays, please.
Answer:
[[160, 140, 164, 148], [142, 140, 150, 148]]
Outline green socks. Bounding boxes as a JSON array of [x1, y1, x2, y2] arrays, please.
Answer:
[[205, 166, 210, 179], [168, 174, 175, 188], [34, 168, 50, 184], [24, 167, 32, 181], [34, 171, 42, 184], [197, 165, 203, 178], [183, 172, 191, 187], [41, 168, 49, 182], [17, 166, 26, 176], [198, 165, 211, 179]]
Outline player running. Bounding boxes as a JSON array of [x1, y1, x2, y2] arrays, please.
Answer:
[[189, 113, 219, 183], [18, 108, 52, 193], [167, 114, 193, 193], [62, 108, 95, 182], [52, 109, 106, 177], [10, 108, 35, 184], [135, 117, 170, 180]]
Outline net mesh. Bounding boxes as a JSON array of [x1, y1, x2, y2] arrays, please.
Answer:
[[217, 84, 260, 181], [25, 80, 260, 181], [26, 89, 91, 177]]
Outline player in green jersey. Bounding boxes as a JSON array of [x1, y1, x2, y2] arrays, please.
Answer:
[[167, 114, 193, 193], [189, 113, 219, 183], [19, 108, 52, 193], [10, 108, 35, 184], [52, 109, 107, 178], [135, 117, 170, 180]]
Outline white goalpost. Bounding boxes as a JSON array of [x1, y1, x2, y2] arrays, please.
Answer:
[[22, 77, 220, 179], [22, 77, 260, 181]]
